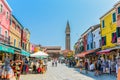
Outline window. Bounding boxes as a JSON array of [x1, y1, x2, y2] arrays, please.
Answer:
[[99, 31, 101, 34], [112, 32, 117, 43], [102, 20, 105, 28], [117, 27, 120, 38], [5, 31, 8, 37], [118, 7, 120, 14], [94, 42, 96, 48], [91, 43, 93, 49], [112, 13, 116, 22], [10, 17, 12, 25], [0, 4, 3, 13], [14, 39, 16, 47], [102, 36, 106, 46], [0, 27, 2, 34], [9, 36, 10, 44], [6, 12, 9, 19], [99, 39, 101, 47], [87, 44, 89, 50], [15, 25, 17, 30], [18, 41, 21, 48]]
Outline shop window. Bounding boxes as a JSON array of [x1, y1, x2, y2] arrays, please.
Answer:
[[112, 13, 116, 23], [102, 36, 106, 46], [112, 32, 117, 43]]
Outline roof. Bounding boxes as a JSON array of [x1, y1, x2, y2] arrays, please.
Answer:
[[4, 0, 12, 11], [91, 24, 100, 32], [25, 28, 31, 34], [100, 7, 115, 19]]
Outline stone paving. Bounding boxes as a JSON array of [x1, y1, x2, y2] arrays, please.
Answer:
[[20, 62, 116, 80]]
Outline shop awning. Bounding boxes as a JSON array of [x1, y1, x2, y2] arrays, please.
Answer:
[[97, 49, 112, 54], [75, 50, 95, 57], [0, 45, 14, 54], [21, 50, 30, 57]]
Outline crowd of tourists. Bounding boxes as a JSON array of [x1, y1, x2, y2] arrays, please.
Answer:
[[29, 59, 47, 74], [64, 56, 120, 80], [0, 54, 48, 80]]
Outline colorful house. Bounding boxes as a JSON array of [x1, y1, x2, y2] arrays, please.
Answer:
[[21, 28, 27, 50], [10, 15, 23, 49], [92, 24, 101, 49], [100, 7, 117, 50], [86, 27, 93, 50], [25, 28, 30, 52], [0, 0, 14, 61], [115, 2, 120, 45], [0, 0, 11, 44]]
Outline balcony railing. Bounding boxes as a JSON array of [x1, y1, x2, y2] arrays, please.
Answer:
[[0, 34, 10, 44]]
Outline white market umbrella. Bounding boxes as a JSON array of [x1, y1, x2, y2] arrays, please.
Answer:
[[30, 51, 48, 57]]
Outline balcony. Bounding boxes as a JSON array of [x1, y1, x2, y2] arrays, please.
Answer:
[[0, 34, 10, 44]]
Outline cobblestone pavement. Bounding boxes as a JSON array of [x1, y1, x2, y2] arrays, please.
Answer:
[[20, 62, 116, 80]]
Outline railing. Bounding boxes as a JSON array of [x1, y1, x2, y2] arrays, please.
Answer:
[[0, 34, 10, 44]]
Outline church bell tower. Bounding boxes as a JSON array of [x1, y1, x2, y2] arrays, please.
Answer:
[[65, 21, 71, 50]]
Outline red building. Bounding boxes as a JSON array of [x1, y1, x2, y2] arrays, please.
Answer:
[[82, 34, 87, 52], [21, 28, 27, 50]]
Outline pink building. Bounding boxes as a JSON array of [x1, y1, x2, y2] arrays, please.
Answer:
[[0, 0, 12, 44], [30, 43, 35, 53]]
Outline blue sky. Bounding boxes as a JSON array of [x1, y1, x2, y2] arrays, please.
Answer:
[[7, 0, 119, 50]]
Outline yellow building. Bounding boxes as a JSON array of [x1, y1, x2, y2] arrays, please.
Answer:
[[10, 15, 23, 49], [100, 8, 117, 50]]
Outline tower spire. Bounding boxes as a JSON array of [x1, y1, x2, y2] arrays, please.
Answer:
[[65, 20, 70, 34], [65, 20, 71, 50]]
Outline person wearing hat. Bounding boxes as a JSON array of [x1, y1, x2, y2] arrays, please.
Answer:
[[117, 56, 120, 80]]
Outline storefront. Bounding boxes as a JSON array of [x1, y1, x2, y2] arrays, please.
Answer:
[[21, 50, 30, 57], [97, 48, 117, 61], [0, 44, 14, 61]]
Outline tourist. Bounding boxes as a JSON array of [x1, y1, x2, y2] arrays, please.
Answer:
[[32, 63, 37, 74], [14, 56, 23, 80], [79, 61, 83, 73], [89, 62, 94, 71], [94, 61, 98, 76], [52, 59, 54, 67], [117, 56, 120, 80], [1, 55, 14, 80], [55, 59, 57, 67], [84, 59, 88, 74]]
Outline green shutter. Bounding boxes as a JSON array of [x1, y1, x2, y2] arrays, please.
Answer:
[[102, 20, 105, 28], [118, 7, 120, 14], [112, 13, 116, 22]]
